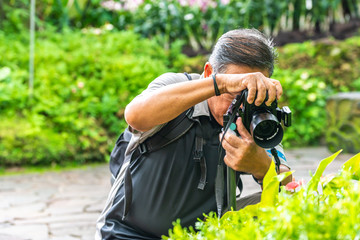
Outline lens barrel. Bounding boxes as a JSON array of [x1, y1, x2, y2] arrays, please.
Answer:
[[250, 112, 283, 148]]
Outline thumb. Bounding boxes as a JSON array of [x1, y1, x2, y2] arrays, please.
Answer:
[[236, 117, 252, 139]]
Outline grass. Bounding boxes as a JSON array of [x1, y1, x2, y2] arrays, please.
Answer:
[[0, 161, 107, 176]]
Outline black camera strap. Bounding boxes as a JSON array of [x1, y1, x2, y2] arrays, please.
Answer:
[[215, 92, 246, 217], [270, 148, 281, 173]]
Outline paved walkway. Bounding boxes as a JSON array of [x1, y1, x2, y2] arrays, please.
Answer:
[[0, 147, 355, 240]]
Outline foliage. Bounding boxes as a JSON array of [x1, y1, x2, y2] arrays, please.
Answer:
[[272, 36, 360, 147], [91, 0, 360, 52], [1, 0, 360, 52], [1, 31, 360, 165], [0, 30, 186, 166], [277, 37, 360, 91], [164, 151, 360, 239], [274, 68, 334, 147]]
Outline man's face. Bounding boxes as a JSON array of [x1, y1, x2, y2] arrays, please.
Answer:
[[207, 64, 269, 126]]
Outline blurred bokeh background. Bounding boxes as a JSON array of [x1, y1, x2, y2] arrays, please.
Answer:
[[1, 0, 360, 169]]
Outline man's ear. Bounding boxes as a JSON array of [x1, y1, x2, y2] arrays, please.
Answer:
[[204, 62, 213, 78]]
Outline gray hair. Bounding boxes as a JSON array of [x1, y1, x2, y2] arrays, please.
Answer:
[[208, 29, 277, 76]]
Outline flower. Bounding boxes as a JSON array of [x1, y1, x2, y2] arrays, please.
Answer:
[[320, 173, 337, 186], [77, 82, 84, 89], [101, 0, 122, 11], [104, 23, 114, 31], [300, 71, 309, 80], [318, 82, 326, 89], [202, 23, 208, 31], [100, 0, 143, 12], [178, 0, 188, 7], [184, 13, 194, 21], [285, 179, 305, 192], [125, 0, 144, 11], [285, 181, 300, 191], [307, 93, 317, 102], [298, 178, 305, 186], [93, 28, 102, 35]]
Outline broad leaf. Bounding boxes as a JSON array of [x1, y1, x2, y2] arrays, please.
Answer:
[[306, 150, 342, 195], [262, 160, 277, 190], [261, 171, 293, 207], [341, 152, 360, 179]]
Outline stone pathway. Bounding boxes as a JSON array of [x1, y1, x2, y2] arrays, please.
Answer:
[[0, 147, 355, 240]]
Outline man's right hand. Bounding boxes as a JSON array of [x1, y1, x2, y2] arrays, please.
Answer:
[[216, 72, 282, 106]]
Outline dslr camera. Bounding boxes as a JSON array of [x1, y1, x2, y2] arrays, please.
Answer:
[[223, 89, 291, 149]]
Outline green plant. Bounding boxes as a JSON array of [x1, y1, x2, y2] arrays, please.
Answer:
[[277, 37, 360, 91], [273, 68, 334, 147], [0, 30, 188, 166], [164, 150, 360, 239], [3, 0, 359, 53], [270, 37, 360, 147], [101, 0, 360, 53]]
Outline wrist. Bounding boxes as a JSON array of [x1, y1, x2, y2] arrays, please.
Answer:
[[212, 74, 221, 96], [215, 74, 226, 94]]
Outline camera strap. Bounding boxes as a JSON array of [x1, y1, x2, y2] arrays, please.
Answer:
[[270, 148, 281, 173], [215, 92, 246, 217]]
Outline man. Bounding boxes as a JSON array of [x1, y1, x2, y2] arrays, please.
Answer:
[[96, 28, 291, 239]]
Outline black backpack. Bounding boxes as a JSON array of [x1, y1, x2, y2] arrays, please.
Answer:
[[109, 106, 195, 183], [109, 73, 197, 183], [108, 73, 213, 220]]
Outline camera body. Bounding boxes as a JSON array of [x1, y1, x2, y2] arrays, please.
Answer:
[[223, 89, 291, 149]]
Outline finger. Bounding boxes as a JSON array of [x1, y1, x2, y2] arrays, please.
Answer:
[[272, 79, 283, 100], [221, 136, 235, 153], [223, 130, 241, 148], [265, 80, 276, 106], [246, 78, 257, 104], [223, 155, 235, 169], [221, 137, 241, 164], [255, 78, 267, 106], [236, 117, 252, 139]]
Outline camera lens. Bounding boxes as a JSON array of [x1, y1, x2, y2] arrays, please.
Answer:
[[250, 112, 283, 148], [254, 120, 277, 139]]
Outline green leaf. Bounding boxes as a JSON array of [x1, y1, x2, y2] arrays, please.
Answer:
[[341, 152, 360, 179], [262, 160, 277, 190], [306, 150, 342, 195], [259, 161, 278, 206], [261, 168, 293, 207], [238, 203, 259, 217]]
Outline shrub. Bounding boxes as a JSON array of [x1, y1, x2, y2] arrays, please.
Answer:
[[0, 30, 186, 166], [165, 151, 360, 239], [272, 37, 360, 147], [277, 37, 360, 91], [273, 68, 334, 147], [2, 0, 359, 53]]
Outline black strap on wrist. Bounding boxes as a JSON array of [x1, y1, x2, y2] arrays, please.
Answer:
[[271, 148, 281, 173], [212, 74, 221, 96]]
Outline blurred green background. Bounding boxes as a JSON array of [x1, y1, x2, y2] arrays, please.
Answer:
[[1, 0, 360, 167]]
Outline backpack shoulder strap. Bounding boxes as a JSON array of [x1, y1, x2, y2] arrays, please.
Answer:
[[138, 108, 194, 154], [121, 73, 197, 219], [137, 72, 195, 154]]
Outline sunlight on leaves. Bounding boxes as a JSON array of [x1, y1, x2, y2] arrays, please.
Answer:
[[306, 150, 342, 195]]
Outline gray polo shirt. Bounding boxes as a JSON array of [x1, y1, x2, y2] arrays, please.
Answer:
[[96, 72, 290, 240], [126, 72, 289, 168]]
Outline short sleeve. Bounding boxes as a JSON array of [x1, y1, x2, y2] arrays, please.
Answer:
[[265, 143, 290, 169], [127, 73, 191, 151]]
